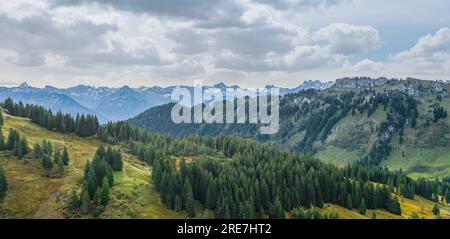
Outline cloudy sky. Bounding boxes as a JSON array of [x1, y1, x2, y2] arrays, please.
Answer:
[[0, 0, 449, 88]]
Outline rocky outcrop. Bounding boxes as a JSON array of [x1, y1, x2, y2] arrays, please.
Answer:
[[335, 77, 390, 89], [334, 77, 450, 98], [401, 78, 448, 97]]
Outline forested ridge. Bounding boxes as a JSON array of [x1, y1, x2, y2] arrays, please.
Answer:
[[129, 88, 449, 169], [100, 119, 450, 218], [2, 97, 450, 218]]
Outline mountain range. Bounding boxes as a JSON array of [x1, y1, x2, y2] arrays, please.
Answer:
[[128, 77, 450, 179], [0, 80, 333, 122]]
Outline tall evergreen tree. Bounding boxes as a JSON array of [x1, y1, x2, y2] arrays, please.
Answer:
[[42, 154, 53, 177], [358, 199, 367, 215], [80, 189, 91, 214], [0, 167, 8, 201], [62, 146, 69, 166], [99, 178, 110, 205], [183, 178, 196, 218], [56, 157, 65, 178], [0, 109, 3, 126], [0, 128, 4, 150]]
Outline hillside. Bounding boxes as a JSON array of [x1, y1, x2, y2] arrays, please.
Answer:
[[0, 113, 184, 219], [1, 112, 450, 219], [129, 78, 450, 179]]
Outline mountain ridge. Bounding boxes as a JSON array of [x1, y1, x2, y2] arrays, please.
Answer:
[[0, 80, 334, 122]]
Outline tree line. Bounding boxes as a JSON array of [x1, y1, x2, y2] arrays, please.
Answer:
[[1, 98, 99, 137]]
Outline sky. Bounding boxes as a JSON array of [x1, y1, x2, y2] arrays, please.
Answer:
[[0, 0, 449, 88]]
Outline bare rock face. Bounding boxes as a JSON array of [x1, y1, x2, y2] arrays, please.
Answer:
[[402, 77, 448, 97], [335, 77, 390, 89], [334, 76, 450, 98]]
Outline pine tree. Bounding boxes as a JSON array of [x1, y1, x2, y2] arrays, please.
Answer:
[[0, 110, 3, 126], [0, 167, 8, 201], [0, 128, 4, 150], [53, 145, 60, 163], [6, 128, 17, 150], [183, 178, 196, 218], [85, 165, 98, 198], [99, 178, 110, 205], [42, 154, 53, 177], [346, 194, 353, 209], [56, 157, 65, 178], [69, 188, 79, 212], [96, 144, 106, 159], [81, 189, 91, 214], [111, 149, 123, 172], [272, 196, 285, 219], [17, 137, 29, 159], [358, 199, 367, 215], [62, 146, 69, 166]]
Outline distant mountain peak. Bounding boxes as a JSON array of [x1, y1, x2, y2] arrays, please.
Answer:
[[18, 82, 31, 88], [212, 82, 228, 89]]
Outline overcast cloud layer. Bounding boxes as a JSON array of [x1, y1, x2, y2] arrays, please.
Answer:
[[0, 0, 449, 88]]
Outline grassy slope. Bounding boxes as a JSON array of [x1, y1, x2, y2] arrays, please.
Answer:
[[322, 195, 450, 219], [316, 107, 386, 167], [0, 113, 184, 219], [312, 92, 450, 180], [1, 113, 449, 219], [383, 97, 450, 179]]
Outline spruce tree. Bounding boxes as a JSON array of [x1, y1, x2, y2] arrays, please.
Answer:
[[69, 188, 79, 212], [0, 110, 3, 126], [183, 178, 196, 218], [0, 167, 8, 201], [62, 146, 69, 166], [17, 137, 29, 159], [53, 145, 60, 163], [272, 196, 285, 219], [85, 165, 98, 198], [81, 189, 91, 214], [346, 194, 353, 209], [99, 178, 110, 205], [42, 154, 53, 177], [57, 157, 65, 178], [6, 128, 17, 150], [111, 149, 123, 172], [0, 128, 4, 150], [358, 199, 367, 215]]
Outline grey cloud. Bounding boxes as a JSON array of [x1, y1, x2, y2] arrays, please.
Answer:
[[51, 0, 232, 20], [170, 29, 210, 55], [213, 27, 296, 57], [393, 28, 450, 62], [253, 0, 350, 10], [0, 11, 172, 67], [214, 44, 337, 72], [391, 28, 450, 70], [313, 23, 380, 55]]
